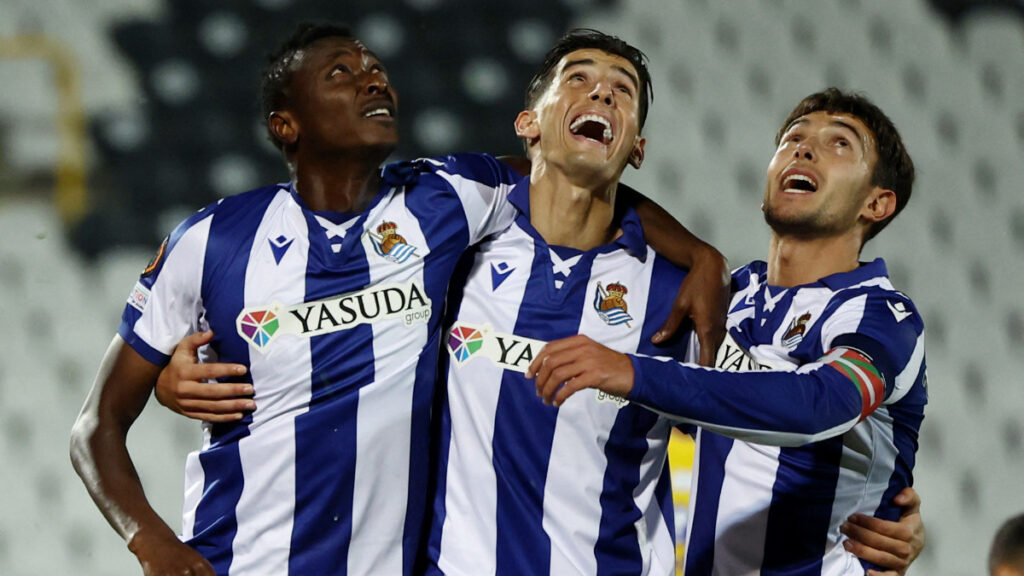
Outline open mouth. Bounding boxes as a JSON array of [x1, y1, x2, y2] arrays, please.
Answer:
[[782, 172, 818, 194], [363, 107, 393, 119], [570, 114, 613, 145]]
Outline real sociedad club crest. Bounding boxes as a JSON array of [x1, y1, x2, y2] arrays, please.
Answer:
[[593, 281, 632, 327], [368, 221, 418, 263], [782, 312, 812, 348]]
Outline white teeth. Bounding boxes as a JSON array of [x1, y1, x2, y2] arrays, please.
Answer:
[[570, 114, 613, 143], [570, 114, 610, 131], [365, 108, 391, 118], [783, 173, 816, 192]]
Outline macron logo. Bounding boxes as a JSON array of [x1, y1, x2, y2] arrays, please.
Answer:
[[491, 262, 515, 290], [270, 235, 294, 264], [887, 300, 912, 323]]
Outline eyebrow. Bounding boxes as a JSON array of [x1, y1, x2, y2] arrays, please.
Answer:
[[563, 58, 639, 92], [785, 117, 866, 150], [322, 48, 386, 71]]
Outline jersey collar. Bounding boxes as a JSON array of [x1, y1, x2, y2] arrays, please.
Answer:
[[818, 258, 889, 290], [507, 178, 648, 259]]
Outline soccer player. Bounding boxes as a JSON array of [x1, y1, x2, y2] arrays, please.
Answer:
[[531, 88, 928, 575], [991, 513, 1024, 576], [423, 29, 692, 575], [69, 23, 728, 576]]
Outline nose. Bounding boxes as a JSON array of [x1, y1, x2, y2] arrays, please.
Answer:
[[793, 139, 814, 161], [365, 72, 389, 95], [589, 83, 614, 106]]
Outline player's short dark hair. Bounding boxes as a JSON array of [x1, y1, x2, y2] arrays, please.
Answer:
[[260, 22, 356, 151], [990, 513, 1024, 574], [776, 87, 915, 242], [524, 28, 653, 130]]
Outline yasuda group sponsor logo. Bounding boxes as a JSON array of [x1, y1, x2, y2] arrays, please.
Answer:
[[446, 321, 546, 373], [236, 280, 432, 352]]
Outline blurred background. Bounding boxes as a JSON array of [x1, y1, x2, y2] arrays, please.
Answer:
[[1, 0, 1022, 574]]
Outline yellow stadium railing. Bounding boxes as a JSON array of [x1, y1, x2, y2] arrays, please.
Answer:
[[0, 34, 88, 225]]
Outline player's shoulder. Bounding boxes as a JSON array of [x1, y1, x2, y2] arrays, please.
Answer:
[[163, 184, 287, 248], [385, 153, 518, 187], [174, 183, 286, 227], [824, 272, 924, 334], [730, 260, 768, 292]]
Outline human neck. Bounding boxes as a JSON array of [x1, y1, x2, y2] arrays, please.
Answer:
[[290, 149, 387, 213], [766, 231, 863, 287], [527, 160, 621, 250]]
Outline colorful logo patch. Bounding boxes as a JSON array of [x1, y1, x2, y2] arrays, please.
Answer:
[[368, 221, 418, 263], [448, 324, 484, 363], [593, 281, 632, 327], [826, 347, 885, 420], [238, 309, 280, 348], [446, 321, 547, 373], [142, 237, 168, 277]]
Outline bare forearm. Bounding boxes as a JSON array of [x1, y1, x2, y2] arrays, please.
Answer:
[[620, 183, 726, 270], [70, 415, 176, 544], [70, 336, 177, 546]]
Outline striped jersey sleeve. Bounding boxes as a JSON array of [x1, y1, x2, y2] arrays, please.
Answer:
[[118, 194, 247, 364], [626, 269, 926, 447], [405, 153, 522, 246]]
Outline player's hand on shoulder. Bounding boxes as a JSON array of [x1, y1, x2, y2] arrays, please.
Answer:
[[130, 526, 216, 576], [653, 246, 729, 366], [155, 331, 253, 422], [527, 335, 635, 407]]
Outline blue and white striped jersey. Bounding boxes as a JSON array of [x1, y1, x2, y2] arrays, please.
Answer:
[[424, 179, 692, 576], [628, 259, 927, 575], [119, 154, 520, 575]]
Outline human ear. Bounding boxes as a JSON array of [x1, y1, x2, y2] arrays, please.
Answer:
[[269, 111, 298, 148], [862, 187, 897, 223], [628, 136, 646, 169], [514, 110, 541, 141]]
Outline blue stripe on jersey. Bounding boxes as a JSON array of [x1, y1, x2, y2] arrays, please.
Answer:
[[594, 255, 688, 574], [289, 205, 375, 575], [404, 183, 473, 575], [654, 461, 675, 552], [493, 239, 587, 576], [186, 190, 276, 573], [684, 432, 733, 576], [761, 439, 844, 574], [594, 407, 659, 575], [422, 249, 478, 576]]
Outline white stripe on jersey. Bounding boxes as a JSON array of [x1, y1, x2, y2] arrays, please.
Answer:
[[231, 192, 312, 575], [713, 437, 780, 573], [543, 249, 654, 575], [348, 190, 429, 576], [437, 231, 534, 576], [436, 169, 518, 246], [132, 214, 212, 354], [890, 334, 925, 404], [173, 216, 214, 543]]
